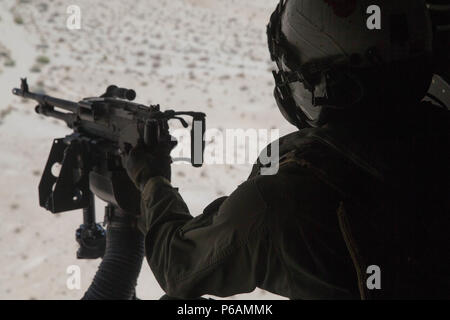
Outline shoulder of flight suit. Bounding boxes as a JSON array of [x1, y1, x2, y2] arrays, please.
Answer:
[[139, 129, 359, 299]]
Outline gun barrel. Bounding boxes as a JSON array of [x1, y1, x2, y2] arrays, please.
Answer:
[[36, 106, 76, 127], [12, 88, 79, 113]]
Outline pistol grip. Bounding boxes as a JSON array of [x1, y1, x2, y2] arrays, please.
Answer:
[[144, 120, 160, 147]]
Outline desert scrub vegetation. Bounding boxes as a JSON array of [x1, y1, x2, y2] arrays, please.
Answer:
[[4, 58, 15, 67], [30, 64, 41, 73], [0, 47, 15, 67], [36, 55, 50, 64], [13, 15, 23, 24]]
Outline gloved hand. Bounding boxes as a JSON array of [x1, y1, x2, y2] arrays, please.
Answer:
[[121, 134, 177, 191]]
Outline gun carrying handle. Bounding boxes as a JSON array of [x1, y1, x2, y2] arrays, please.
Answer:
[[191, 115, 206, 167]]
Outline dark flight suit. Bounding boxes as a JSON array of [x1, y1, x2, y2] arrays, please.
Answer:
[[137, 102, 449, 300]]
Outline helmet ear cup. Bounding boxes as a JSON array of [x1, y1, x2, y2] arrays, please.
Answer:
[[325, 70, 365, 107]]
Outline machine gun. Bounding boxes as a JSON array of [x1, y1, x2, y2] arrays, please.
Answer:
[[12, 78, 206, 260]]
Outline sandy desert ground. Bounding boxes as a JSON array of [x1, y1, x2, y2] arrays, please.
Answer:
[[0, 0, 298, 299]]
